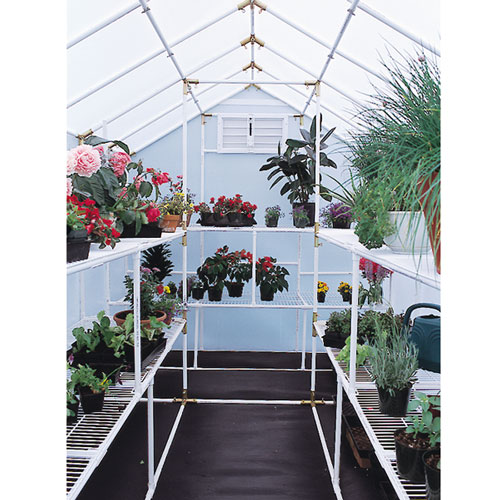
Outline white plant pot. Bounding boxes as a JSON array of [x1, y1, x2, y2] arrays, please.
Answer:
[[383, 211, 431, 254]]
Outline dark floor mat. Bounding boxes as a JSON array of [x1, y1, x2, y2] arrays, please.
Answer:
[[153, 404, 336, 500], [154, 368, 336, 401], [163, 350, 332, 370]]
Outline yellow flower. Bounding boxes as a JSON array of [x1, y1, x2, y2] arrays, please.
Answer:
[[164, 286, 171, 294]]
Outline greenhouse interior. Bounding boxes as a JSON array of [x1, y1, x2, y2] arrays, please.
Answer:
[[10, 0, 499, 499]]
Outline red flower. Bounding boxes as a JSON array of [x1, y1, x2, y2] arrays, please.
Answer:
[[111, 228, 121, 238], [157, 285, 164, 294], [145, 205, 161, 223]]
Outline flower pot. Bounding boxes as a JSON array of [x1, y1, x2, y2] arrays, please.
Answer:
[[191, 287, 205, 300], [70, 342, 123, 366], [332, 218, 351, 229], [317, 292, 326, 303], [423, 450, 440, 500], [124, 337, 163, 365], [265, 216, 279, 227], [78, 387, 105, 414], [159, 214, 182, 233], [113, 309, 167, 328], [208, 286, 223, 301], [342, 294, 352, 304], [176, 211, 192, 228], [226, 282, 244, 297], [67, 230, 91, 263], [292, 202, 314, 227], [198, 212, 214, 226], [323, 331, 348, 349], [383, 211, 431, 255], [377, 385, 412, 417], [213, 213, 229, 227], [227, 212, 244, 227], [394, 428, 434, 483], [259, 286, 274, 301], [293, 218, 308, 229], [242, 215, 256, 226], [120, 222, 163, 238], [67, 400, 80, 425], [418, 172, 440, 274]]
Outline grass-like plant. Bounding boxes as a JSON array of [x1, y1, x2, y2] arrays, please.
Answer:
[[335, 51, 440, 259], [368, 323, 419, 395]]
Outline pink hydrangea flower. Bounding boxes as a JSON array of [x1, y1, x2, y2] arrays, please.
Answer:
[[94, 145, 105, 157], [109, 151, 131, 177], [70, 145, 101, 177], [67, 177, 73, 196], [67, 150, 77, 175]]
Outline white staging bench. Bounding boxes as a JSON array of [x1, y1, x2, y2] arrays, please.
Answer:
[[310, 229, 441, 500], [66, 230, 189, 500]]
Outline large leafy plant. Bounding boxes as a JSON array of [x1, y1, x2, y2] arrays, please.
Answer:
[[260, 115, 337, 204], [255, 256, 289, 295], [197, 246, 230, 291]]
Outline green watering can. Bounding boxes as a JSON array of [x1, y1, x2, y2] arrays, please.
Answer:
[[403, 303, 440, 373]]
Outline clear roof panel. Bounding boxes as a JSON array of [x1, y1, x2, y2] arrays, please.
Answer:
[[67, 0, 440, 149]]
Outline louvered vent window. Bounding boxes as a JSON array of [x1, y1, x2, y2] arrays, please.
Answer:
[[217, 114, 288, 153]]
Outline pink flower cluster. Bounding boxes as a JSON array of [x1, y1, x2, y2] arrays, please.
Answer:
[[359, 258, 393, 285], [109, 151, 131, 177], [67, 145, 101, 178]]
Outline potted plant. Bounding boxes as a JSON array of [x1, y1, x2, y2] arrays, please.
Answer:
[[141, 243, 174, 282], [197, 246, 230, 301], [358, 308, 404, 344], [324, 309, 351, 348], [320, 202, 353, 229], [193, 202, 213, 226], [260, 115, 337, 226], [156, 296, 183, 325], [240, 200, 258, 226], [337, 281, 352, 303], [358, 258, 393, 306], [317, 281, 329, 303], [225, 194, 245, 227], [292, 206, 310, 228], [225, 249, 253, 297], [114, 267, 167, 327], [336, 336, 371, 368], [70, 364, 115, 414], [177, 275, 196, 300], [394, 391, 440, 483], [423, 449, 440, 500], [342, 54, 440, 270], [368, 326, 419, 417], [67, 366, 79, 424], [255, 256, 289, 301], [211, 196, 230, 226], [158, 193, 189, 232], [191, 278, 206, 300], [264, 205, 284, 227]]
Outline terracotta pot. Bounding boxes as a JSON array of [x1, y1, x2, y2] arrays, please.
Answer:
[[159, 214, 182, 232], [113, 309, 167, 328], [175, 211, 192, 228], [418, 172, 440, 274]]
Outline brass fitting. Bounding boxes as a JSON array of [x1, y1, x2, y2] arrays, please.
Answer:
[[253, 0, 267, 11], [243, 61, 263, 72], [244, 83, 261, 90], [305, 80, 317, 88], [315, 80, 321, 96], [237, 0, 251, 10], [77, 129, 93, 145], [240, 34, 265, 48]]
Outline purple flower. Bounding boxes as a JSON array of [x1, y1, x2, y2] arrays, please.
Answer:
[[320, 202, 352, 227]]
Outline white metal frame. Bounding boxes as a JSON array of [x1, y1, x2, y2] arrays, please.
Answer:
[[67, 2, 440, 498]]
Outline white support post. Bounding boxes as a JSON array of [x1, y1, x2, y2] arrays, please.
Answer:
[[251, 230, 257, 305], [349, 254, 360, 395], [194, 308, 200, 369], [303, 0, 361, 115], [301, 312, 307, 370], [104, 263, 111, 316], [79, 272, 86, 322], [147, 381, 155, 491], [333, 376, 343, 485], [311, 332, 317, 394], [200, 115, 206, 203], [133, 251, 142, 394], [296, 233, 302, 353], [182, 324, 188, 394], [347, 0, 440, 57]]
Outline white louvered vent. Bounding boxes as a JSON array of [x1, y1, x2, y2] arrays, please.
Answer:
[[217, 114, 288, 153]]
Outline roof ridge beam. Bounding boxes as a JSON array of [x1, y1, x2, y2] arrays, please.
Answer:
[[303, 0, 362, 114], [67, 0, 150, 49], [263, 4, 385, 82], [346, 0, 440, 57]]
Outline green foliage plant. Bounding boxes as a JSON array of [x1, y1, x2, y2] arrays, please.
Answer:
[[336, 336, 372, 368], [405, 391, 441, 448], [260, 115, 337, 204], [141, 244, 174, 282], [255, 256, 290, 295], [71, 364, 114, 394], [197, 246, 230, 292]]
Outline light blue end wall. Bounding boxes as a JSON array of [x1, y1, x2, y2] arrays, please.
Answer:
[[67, 88, 440, 351]]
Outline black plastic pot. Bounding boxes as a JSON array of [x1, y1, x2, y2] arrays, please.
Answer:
[[342, 294, 352, 304], [191, 287, 205, 300], [292, 202, 314, 227], [265, 216, 278, 227], [226, 282, 244, 297], [198, 213, 214, 226], [322, 331, 348, 349], [124, 337, 161, 365], [332, 218, 352, 229], [423, 450, 440, 500], [67, 229, 91, 263], [213, 213, 229, 227], [259, 286, 274, 301], [79, 387, 105, 414], [241, 215, 256, 226], [227, 212, 244, 227], [293, 217, 308, 228], [71, 342, 123, 366], [377, 385, 412, 417], [317, 292, 326, 303], [208, 286, 223, 301], [120, 222, 162, 238], [394, 428, 434, 483], [67, 400, 80, 425]]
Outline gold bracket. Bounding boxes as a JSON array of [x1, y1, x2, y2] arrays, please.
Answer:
[[77, 129, 93, 145], [182, 233, 187, 247], [315, 81, 321, 96], [201, 113, 213, 125], [130, 151, 136, 157], [301, 391, 325, 407], [240, 34, 265, 48], [293, 114, 304, 126], [237, 0, 251, 10], [312, 311, 318, 324], [243, 61, 263, 72], [183, 79, 199, 95], [252, 0, 267, 11], [305, 80, 317, 88], [244, 83, 261, 90]]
